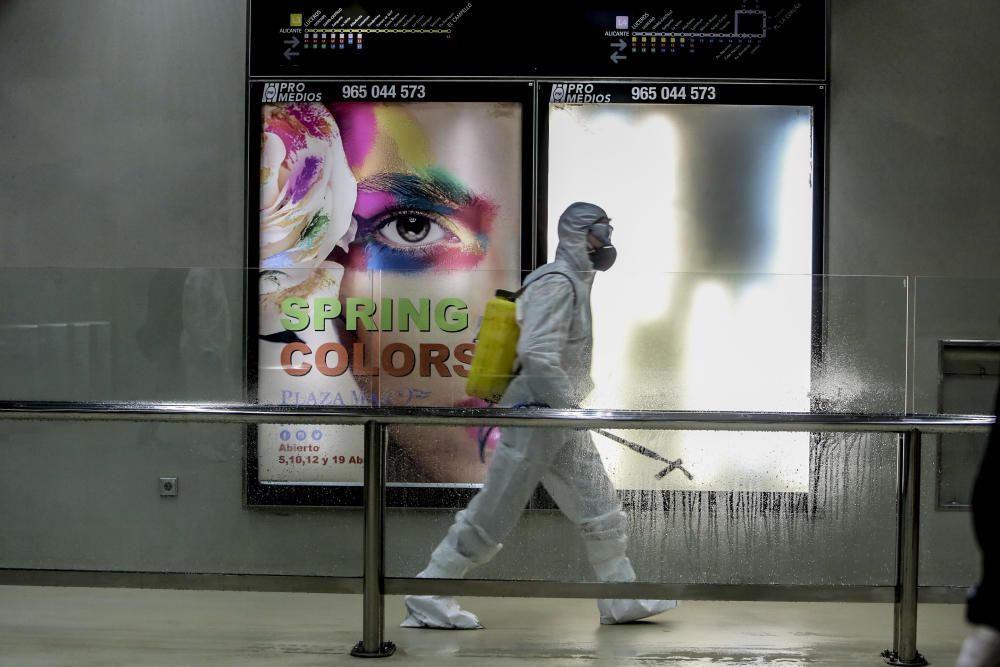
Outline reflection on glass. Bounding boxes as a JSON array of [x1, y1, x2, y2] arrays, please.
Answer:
[[548, 103, 814, 492]]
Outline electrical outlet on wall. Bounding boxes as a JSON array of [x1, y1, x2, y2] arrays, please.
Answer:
[[159, 477, 178, 497]]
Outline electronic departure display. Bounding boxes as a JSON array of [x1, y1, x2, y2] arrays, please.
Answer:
[[249, 2, 827, 80]]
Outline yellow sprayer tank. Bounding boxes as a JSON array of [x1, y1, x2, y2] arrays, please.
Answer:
[[465, 289, 520, 402]]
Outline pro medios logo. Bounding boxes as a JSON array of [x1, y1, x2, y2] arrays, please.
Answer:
[[549, 83, 610, 104], [262, 82, 322, 103]]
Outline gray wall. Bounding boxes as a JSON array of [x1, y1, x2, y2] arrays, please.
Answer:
[[828, 0, 1000, 586], [1, 0, 998, 587], [827, 0, 1000, 279]]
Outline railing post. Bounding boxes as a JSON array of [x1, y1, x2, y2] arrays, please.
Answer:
[[351, 420, 395, 658], [882, 429, 926, 666]]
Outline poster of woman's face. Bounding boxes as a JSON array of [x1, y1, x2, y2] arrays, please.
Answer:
[[256, 101, 523, 485]]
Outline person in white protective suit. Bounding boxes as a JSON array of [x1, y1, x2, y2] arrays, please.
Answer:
[[402, 202, 678, 629]]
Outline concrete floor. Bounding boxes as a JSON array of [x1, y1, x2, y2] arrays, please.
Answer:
[[0, 586, 971, 666]]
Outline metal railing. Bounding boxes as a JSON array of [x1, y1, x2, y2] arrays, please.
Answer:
[[0, 401, 994, 665]]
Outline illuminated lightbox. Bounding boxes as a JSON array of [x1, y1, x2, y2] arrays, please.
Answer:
[[543, 85, 822, 492], [249, 81, 532, 505]]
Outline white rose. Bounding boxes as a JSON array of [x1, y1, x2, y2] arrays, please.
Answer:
[[258, 103, 359, 331]]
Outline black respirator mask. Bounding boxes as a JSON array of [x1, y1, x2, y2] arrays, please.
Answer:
[[587, 221, 617, 271]]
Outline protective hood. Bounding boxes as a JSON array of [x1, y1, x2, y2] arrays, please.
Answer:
[[554, 202, 609, 274]]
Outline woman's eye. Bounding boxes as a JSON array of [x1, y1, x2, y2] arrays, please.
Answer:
[[377, 213, 451, 247]]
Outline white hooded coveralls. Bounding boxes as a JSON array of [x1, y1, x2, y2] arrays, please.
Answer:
[[403, 203, 676, 628]]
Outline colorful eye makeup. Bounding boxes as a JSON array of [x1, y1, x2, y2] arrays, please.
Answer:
[[339, 169, 498, 272]]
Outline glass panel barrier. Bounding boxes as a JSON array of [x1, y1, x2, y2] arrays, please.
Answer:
[[914, 277, 1000, 587], [374, 271, 908, 586], [0, 267, 248, 403], [0, 266, 933, 589], [0, 267, 363, 577]]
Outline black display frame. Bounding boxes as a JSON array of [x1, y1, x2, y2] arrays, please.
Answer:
[[535, 79, 829, 516], [244, 79, 538, 507], [244, 78, 830, 510]]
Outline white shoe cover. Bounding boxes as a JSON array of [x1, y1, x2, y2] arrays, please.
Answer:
[[956, 625, 1000, 667], [400, 595, 483, 629], [597, 598, 678, 625]]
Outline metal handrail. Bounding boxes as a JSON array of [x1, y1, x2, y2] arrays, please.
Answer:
[[0, 400, 993, 432], [0, 400, 994, 664]]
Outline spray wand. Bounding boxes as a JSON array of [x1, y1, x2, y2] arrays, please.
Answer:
[[592, 428, 694, 481], [476, 404, 693, 480]]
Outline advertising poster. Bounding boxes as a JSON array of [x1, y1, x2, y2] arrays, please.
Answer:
[[252, 82, 529, 500]]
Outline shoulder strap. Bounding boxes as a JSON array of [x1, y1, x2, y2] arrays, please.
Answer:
[[508, 270, 578, 381], [515, 270, 578, 307]]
